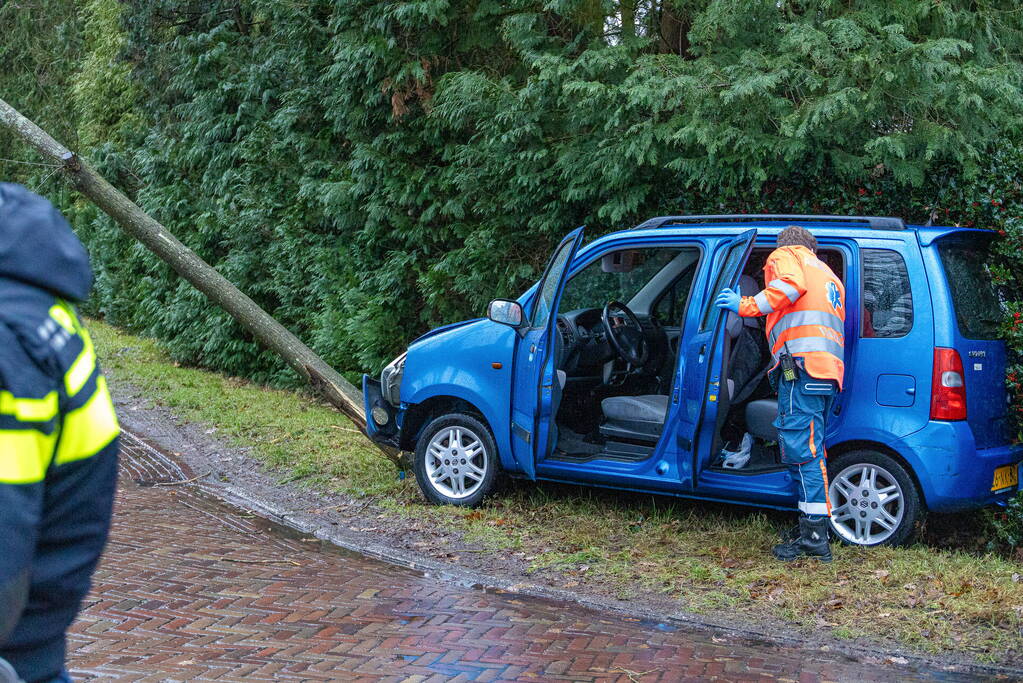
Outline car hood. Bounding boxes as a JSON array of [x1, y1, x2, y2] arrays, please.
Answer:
[[409, 318, 483, 348], [0, 183, 92, 301]]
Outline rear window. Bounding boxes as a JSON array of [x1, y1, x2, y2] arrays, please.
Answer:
[[862, 249, 913, 338], [937, 237, 1003, 340]]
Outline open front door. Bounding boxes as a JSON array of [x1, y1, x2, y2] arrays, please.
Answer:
[[509, 227, 585, 479], [672, 229, 757, 484]]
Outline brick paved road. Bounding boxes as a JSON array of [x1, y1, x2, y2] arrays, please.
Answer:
[[66, 434, 981, 682]]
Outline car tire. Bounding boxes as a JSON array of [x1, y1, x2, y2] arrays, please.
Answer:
[[413, 413, 498, 507], [827, 450, 921, 547]]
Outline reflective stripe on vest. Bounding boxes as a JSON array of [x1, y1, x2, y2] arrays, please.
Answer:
[[0, 303, 121, 482], [777, 336, 845, 360], [55, 375, 119, 466], [768, 310, 845, 350], [0, 429, 58, 484], [0, 390, 58, 423], [754, 291, 774, 315], [55, 304, 120, 464], [50, 301, 99, 399], [768, 279, 801, 303], [0, 391, 59, 484]]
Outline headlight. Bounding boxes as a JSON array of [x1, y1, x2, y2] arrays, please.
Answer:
[[380, 352, 406, 406]]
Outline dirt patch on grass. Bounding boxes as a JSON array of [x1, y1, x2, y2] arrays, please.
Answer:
[[92, 321, 1023, 670]]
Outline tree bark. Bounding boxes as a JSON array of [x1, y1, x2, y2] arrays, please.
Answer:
[[620, 1, 636, 41], [0, 97, 401, 467], [658, 1, 691, 57]]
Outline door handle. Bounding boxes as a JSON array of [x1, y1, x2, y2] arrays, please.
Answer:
[[906, 387, 916, 395], [530, 344, 537, 353]]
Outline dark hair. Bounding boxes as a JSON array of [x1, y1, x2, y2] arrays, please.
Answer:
[[777, 225, 817, 252]]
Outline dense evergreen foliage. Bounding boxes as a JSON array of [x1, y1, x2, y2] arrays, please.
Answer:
[[2, 0, 1021, 405]]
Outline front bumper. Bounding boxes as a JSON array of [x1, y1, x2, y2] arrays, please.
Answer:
[[362, 376, 400, 448]]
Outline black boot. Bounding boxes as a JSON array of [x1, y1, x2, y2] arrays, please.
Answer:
[[772, 516, 832, 562]]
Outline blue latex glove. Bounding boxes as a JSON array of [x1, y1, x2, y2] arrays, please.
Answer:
[[715, 286, 741, 314]]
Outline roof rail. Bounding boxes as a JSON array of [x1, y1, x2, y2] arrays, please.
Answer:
[[633, 214, 906, 231]]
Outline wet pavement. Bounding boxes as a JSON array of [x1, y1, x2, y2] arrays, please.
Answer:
[[67, 433, 984, 681]]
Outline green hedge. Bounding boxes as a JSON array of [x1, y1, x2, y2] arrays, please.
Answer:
[[1, 1, 1021, 425], [2, 0, 1021, 548]]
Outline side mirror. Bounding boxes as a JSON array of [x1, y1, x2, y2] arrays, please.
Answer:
[[487, 299, 524, 328]]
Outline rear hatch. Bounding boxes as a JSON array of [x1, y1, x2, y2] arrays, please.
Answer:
[[935, 234, 1012, 449]]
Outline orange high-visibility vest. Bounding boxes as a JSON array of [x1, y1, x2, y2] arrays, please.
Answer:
[[738, 245, 846, 388]]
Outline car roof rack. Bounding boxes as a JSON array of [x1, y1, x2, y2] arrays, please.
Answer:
[[634, 214, 906, 231]]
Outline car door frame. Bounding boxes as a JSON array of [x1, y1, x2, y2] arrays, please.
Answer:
[[691, 237, 858, 507], [509, 227, 585, 479], [526, 236, 709, 493], [671, 230, 758, 490]]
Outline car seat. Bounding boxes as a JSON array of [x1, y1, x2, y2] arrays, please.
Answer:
[[600, 394, 669, 443], [727, 275, 778, 440], [726, 276, 770, 404]]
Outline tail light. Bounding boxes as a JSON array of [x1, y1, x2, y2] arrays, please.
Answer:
[[931, 347, 967, 421]]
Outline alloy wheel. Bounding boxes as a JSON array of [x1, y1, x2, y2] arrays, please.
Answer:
[[829, 463, 905, 545], [423, 426, 488, 500]]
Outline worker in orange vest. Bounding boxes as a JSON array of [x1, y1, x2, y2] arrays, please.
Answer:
[[716, 225, 845, 561]]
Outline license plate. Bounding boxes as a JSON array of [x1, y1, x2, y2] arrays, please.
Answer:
[[991, 465, 1019, 492]]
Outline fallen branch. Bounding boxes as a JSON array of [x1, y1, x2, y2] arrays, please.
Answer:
[[151, 471, 211, 487], [219, 557, 303, 566], [329, 425, 364, 435], [0, 97, 401, 469], [611, 667, 659, 682]]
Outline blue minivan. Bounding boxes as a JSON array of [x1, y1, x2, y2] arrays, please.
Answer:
[[363, 215, 1021, 546]]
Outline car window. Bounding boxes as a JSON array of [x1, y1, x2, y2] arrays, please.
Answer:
[[559, 248, 683, 313], [700, 240, 749, 332], [654, 262, 699, 325], [530, 236, 578, 328], [861, 249, 913, 338], [937, 237, 1003, 340]]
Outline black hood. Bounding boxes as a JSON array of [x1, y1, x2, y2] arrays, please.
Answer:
[[0, 182, 92, 301]]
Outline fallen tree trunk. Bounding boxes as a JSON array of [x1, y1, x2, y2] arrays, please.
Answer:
[[0, 97, 401, 467]]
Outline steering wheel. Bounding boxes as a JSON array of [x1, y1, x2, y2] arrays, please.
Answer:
[[602, 301, 649, 367]]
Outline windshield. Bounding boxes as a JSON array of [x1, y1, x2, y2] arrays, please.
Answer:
[[937, 236, 1004, 340], [560, 248, 683, 312]]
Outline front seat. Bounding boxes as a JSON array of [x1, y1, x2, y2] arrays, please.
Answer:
[[600, 394, 669, 443], [745, 399, 778, 441], [725, 275, 768, 402]]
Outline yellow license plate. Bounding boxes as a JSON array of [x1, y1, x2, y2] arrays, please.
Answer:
[[992, 465, 1019, 492]]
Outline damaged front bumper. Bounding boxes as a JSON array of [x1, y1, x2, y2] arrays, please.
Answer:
[[362, 375, 400, 448]]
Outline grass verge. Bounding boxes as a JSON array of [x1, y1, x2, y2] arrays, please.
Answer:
[[91, 320, 1023, 664]]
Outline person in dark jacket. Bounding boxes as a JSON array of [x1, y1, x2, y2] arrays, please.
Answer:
[[0, 183, 119, 683]]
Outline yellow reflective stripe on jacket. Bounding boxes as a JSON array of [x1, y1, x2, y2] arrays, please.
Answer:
[[50, 300, 99, 398], [65, 345, 96, 396], [0, 429, 57, 484], [0, 390, 59, 423], [48, 303, 76, 333], [55, 375, 120, 466]]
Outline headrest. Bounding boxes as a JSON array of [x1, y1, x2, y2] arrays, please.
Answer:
[[738, 275, 760, 328], [726, 310, 743, 338], [738, 275, 757, 298]]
